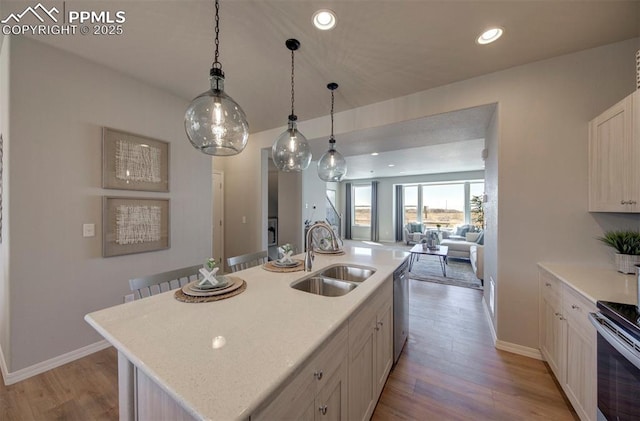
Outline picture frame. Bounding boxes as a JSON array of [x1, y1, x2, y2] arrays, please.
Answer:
[[102, 127, 169, 192], [103, 196, 170, 257], [268, 217, 278, 246]]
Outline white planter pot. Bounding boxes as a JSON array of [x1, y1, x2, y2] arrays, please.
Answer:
[[614, 253, 640, 274]]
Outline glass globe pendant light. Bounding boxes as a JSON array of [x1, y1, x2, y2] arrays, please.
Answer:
[[184, 0, 249, 156], [272, 39, 312, 172], [317, 83, 347, 181]]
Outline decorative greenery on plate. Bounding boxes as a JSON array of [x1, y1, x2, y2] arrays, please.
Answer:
[[205, 258, 218, 270], [598, 230, 640, 255]]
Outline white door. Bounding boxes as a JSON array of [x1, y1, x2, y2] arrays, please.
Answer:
[[212, 171, 224, 268]]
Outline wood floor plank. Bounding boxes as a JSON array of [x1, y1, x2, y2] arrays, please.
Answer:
[[373, 280, 578, 421], [0, 280, 577, 420]]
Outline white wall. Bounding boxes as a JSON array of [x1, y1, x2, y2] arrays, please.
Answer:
[[0, 35, 10, 372], [302, 161, 328, 225], [5, 37, 212, 373], [225, 38, 640, 351]]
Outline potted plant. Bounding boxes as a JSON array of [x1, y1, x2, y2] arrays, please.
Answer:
[[470, 195, 484, 230], [598, 230, 640, 274]]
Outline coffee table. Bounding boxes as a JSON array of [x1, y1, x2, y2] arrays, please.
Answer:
[[408, 244, 449, 277]]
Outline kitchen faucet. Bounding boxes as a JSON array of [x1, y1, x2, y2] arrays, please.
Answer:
[[305, 221, 340, 272]]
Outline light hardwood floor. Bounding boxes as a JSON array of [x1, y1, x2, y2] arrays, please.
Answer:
[[373, 280, 578, 420], [0, 280, 577, 420]]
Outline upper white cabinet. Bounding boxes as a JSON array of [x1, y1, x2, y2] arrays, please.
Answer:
[[589, 90, 639, 212]]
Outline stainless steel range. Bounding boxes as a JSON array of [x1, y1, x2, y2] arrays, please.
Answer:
[[589, 300, 640, 420]]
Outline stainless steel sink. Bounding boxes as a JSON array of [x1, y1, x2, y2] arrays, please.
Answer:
[[319, 265, 375, 283], [291, 277, 357, 297]]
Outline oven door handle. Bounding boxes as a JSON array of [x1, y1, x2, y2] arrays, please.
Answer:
[[589, 313, 640, 370]]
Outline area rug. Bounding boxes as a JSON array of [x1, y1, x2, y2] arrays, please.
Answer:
[[408, 255, 483, 290]]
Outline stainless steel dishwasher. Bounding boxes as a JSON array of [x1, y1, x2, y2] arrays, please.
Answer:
[[393, 258, 409, 364]]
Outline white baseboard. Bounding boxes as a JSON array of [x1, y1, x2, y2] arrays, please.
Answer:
[[482, 296, 543, 360], [495, 339, 543, 360], [1, 340, 110, 386]]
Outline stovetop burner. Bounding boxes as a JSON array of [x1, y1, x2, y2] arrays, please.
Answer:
[[598, 301, 640, 341]]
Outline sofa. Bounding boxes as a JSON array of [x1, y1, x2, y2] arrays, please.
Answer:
[[440, 231, 483, 259], [440, 230, 484, 282]]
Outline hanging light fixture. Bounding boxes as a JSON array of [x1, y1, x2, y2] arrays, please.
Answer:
[[184, 0, 249, 156], [272, 39, 312, 172], [317, 83, 347, 181]]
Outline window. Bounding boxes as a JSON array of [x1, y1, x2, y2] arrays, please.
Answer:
[[352, 185, 371, 226], [403, 185, 418, 224], [401, 181, 484, 229], [421, 184, 464, 229]]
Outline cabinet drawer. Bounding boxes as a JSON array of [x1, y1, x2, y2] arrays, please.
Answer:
[[252, 323, 348, 420], [562, 285, 597, 339], [540, 269, 561, 305]]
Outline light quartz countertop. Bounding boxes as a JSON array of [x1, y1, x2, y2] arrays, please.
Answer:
[[538, 263, 638, 306], [85, 241, 409, 421]]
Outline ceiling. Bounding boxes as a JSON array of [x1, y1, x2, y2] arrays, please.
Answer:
[[9, 0, 639, 177]]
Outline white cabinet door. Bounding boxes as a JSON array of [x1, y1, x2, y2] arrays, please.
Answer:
[[565, 321, 596, 421], [348, 279, 393, 421], [348, 309, 376, 421], [374, 299, 393, 396], [589, 93, 636, 212], [540, 295, 565, 381]]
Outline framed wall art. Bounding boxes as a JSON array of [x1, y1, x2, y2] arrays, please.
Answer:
[[102, 127, 169, 192], [103, 196, 170, 257]]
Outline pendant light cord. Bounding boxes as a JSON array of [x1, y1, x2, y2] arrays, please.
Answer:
[[213, 0, 221, 71], [330, 89, 335, 143], [290, 49, 295, 118]]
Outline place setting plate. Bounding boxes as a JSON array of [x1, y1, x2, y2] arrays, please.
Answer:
[[182, 277, 243, 297], [315, 249, 345, 255], [262, 259, 304, 272]]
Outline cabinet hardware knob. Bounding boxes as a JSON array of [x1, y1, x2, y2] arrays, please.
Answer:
[[571, 304, 579, 310], [374, 326, 380, 331], [554, 312, 560, 316], [621, 200, 627, 205], [632, 201, 638, 205], [319, 405, 328, 415], [314, 370, 323, 380], [559, 316, 566, 321], [545, 283, 551, 287], [378, 321, 384, 326]]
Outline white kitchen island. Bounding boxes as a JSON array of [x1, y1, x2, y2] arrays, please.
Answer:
[[85, 242, 409, 421]]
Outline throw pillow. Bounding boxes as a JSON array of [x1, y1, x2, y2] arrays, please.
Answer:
[[476, 231, 484, 245], [410, 223, 422, 233]]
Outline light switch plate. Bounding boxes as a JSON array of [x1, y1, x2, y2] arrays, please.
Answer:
[[83, 223, 95, 237]]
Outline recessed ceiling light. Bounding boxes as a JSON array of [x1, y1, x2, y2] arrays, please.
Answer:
[[388, 164, 395, 167], [477, 27, 503, 45], [371, 152, 379, 156], [313, 9, 337, 31]]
